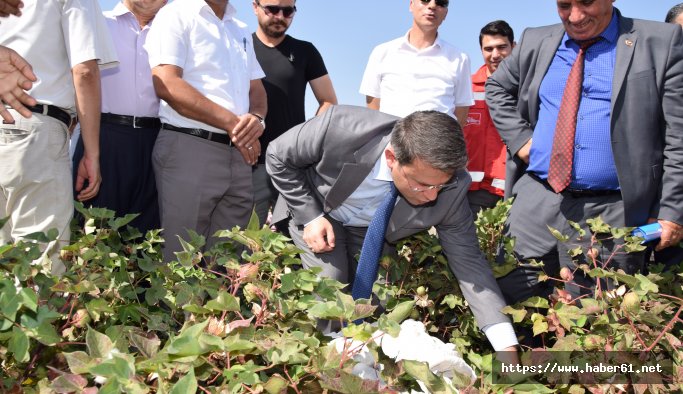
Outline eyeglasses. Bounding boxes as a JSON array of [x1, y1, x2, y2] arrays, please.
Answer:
[[419, 0, 449, 8], [255, 0, 297, 18], [399, 166, 458, 192]]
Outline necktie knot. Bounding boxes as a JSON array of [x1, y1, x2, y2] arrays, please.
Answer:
[[577, 37, 601, 51]]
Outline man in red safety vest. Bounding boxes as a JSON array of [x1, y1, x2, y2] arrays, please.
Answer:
[[463, 20, 515, 215]]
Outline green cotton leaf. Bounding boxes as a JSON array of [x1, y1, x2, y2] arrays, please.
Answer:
[[634, 274, 659, 296], [51, 374, 88, 393], [263, 374, 288, 394], [519, 296, 550, 309], [223, 336, 257, 353], [86, 326, 115, 358], [18, 287, 38, 312], [531, 313, 548, 336], [179, 319, 210, 338], [86, 299, 115, 322], [441, 294, 465, 309], [567, 246, 584, 257], [34, 321, 61, 345], [319, 369, 380, 394], [307, 301, 345, 320], [350, 302, 377, 322], [402, 359, 457, 394], [63, 351, 93, 374], [166, 336, 204, 358], [182, 304, 211, 315], [547, 226, 570, 242], [568, 220, 586, 237], [335, 291, 358, 316], [340, 322, 373, 342], [89, 353, 136, 380], [377, 314, 401, 337], [554, 303, 582, 330], [204, 291, 240, 312], [247, 209, 260, 231], [610, 226, 630, 239], [108, 213, 138, 231], [0, 284, 21, 324], [129, 332, 161, 359], [586, 216, 611, 234], [8, 327, 29, 363], [624, 241, 648, 253], [501, 305, 527, 323]]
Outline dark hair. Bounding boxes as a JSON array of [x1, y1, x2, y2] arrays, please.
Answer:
[[479, 20, 514, 47], [390, 111, 467, 174], [665, 3, 683, 23]]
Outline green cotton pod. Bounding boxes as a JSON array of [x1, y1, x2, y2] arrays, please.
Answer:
[[386, 300, 417, 324]]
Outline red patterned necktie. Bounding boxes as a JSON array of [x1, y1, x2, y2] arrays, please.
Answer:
[[547, 38, 601, 193]]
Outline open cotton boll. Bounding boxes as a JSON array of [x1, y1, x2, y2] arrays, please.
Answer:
[[375, 320, 476, 383]]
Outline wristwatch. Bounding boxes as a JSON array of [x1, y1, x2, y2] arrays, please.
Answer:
[[250, 112, 266, 129]]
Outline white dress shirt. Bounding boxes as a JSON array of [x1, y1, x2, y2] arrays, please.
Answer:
[[0, 0, 118, 111], [100, 2, 160, 117], [145, 0, 265, 133], [359, 31, 474, 118]]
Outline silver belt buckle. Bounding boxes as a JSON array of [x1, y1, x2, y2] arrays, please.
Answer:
[[132, 116, 141, 129]]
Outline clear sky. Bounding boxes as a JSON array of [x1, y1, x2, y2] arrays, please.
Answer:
[[99, 0, 676, 116]]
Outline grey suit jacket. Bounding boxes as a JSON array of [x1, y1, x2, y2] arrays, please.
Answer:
[[486, 10, 683, 227], [265, 105, 510, 329]]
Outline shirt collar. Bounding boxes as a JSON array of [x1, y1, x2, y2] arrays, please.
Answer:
[[375, 144, 394, 182], [400, 30, 443, 52], [191, 0, 237, 21], [562, 9, 619, 46]]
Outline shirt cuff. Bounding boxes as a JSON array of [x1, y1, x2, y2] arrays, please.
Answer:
[[304, 213, 325, 227], [482, 322, 518, 351]]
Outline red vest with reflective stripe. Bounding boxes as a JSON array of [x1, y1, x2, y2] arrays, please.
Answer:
[[462, 65, 507, 197]]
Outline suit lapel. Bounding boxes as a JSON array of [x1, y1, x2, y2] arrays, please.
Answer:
[[529, 28, 564, 122], [324, 133, 392, 210], [611, 18, 636, 117]]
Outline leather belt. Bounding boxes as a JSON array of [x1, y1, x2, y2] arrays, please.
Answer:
[[101, 113, 160, 129], [528, 172, 619, 197], [27, 104, 72, 127], [162, 123, 232, 146]]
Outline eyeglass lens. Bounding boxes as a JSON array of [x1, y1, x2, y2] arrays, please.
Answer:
[[419, 0, 449, 7], [263, 5, 296, 17]]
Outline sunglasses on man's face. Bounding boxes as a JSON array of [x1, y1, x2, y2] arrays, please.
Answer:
[[256, 1, 297, 18], [419, 0, 449, 8]]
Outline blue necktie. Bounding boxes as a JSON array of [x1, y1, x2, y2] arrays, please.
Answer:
[[351, 182, 398, 300]]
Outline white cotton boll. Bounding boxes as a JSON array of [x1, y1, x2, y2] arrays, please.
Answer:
[[376, 319, 476, 384]]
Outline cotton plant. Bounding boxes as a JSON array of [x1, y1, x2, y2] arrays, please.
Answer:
[[330, 319, 476, 393]]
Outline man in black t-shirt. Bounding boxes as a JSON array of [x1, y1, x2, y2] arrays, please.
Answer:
[[251, 0, 337, 227]]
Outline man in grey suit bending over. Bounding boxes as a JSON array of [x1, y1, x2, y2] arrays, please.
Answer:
[[486, 0, 683, 304], [266, 105, 517, 353]]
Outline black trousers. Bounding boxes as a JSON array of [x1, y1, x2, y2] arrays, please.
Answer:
[[73, 122, 160, 233]]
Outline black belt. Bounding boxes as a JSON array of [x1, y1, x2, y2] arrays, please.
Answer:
[[528, 172, 620, 197], [162, 123, 232, 146], [27, 104, 72, 127], [101, 113, 160, 129]]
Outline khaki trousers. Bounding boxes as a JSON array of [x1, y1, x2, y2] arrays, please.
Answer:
[[0, 109, 72, 274]]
